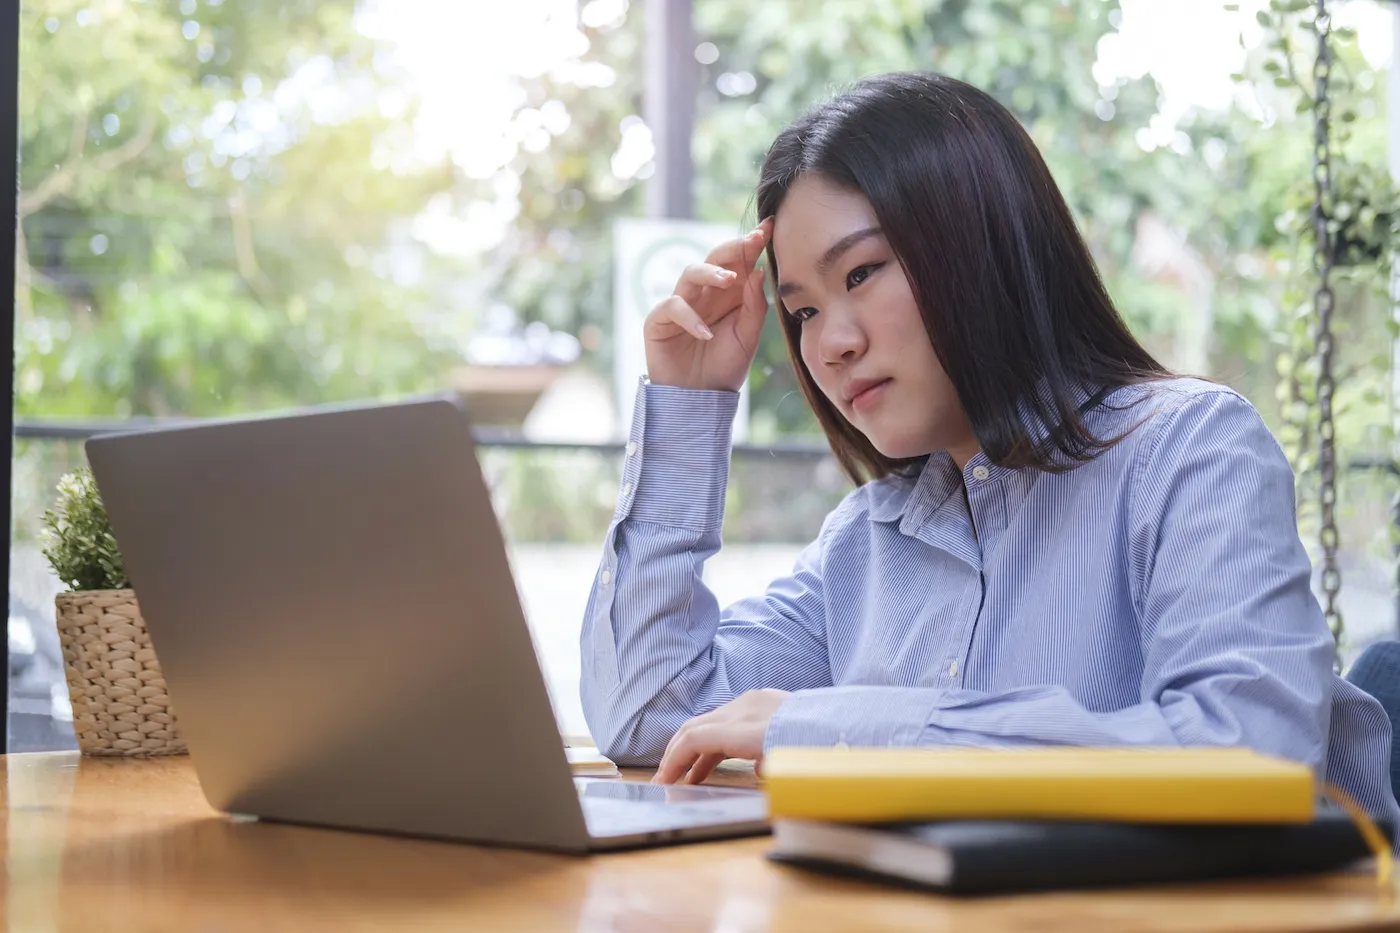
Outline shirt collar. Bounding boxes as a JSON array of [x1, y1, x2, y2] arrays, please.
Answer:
[[862, 380, 1151, 526], [866, 453, 963, 525], [863, 378, 1109, 526]]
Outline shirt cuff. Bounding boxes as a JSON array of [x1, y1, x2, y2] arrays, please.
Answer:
[[618, 378, 738, 532], [763, 686, 940, 751]]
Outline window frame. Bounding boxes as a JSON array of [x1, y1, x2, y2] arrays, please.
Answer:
[[3, 0, 22, 752]]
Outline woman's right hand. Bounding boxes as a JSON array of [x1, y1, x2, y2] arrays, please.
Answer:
[[643, 218, 772, 393]]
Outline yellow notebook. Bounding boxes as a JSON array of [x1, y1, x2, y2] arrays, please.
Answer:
[[762, 746, 1317, 824]]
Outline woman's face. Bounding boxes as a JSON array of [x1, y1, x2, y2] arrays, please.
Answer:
[[771, 174, 978, 465]]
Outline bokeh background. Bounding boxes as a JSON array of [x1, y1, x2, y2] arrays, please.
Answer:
[[9, 0, 1400, 748]]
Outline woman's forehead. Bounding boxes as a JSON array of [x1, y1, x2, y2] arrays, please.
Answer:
[[772, 177, 878, 267]]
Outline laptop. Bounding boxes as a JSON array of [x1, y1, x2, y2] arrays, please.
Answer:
[[83, 394, 769, 853]]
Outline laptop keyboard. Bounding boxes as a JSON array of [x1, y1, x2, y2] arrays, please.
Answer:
[[575, 779, 768, 839]]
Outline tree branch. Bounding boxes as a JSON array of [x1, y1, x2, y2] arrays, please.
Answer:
[[228, 187, 274, 306], [20, 113, 158, 217]]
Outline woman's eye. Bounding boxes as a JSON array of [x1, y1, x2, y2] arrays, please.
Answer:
[[847, 263, 882, 289], [791, 306, 817, 323]]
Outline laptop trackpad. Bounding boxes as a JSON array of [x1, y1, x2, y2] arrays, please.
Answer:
[[575, 778, 768, 838]]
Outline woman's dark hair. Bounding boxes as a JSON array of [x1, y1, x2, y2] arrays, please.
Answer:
[[756, 72, 1171, 485]]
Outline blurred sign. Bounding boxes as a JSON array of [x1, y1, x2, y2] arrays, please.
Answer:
[[613, 217, 749, 441]]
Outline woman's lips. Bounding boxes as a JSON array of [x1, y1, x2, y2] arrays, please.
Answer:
[[850, 378, 892, 413]]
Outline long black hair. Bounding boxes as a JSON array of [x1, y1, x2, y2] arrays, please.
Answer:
[[757, 72, 1170, 485]]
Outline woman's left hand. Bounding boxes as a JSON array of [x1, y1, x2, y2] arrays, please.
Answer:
[[652, 689, 792, 785]]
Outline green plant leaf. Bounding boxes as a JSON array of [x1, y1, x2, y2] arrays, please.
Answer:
[[40, 466, 129, 591]]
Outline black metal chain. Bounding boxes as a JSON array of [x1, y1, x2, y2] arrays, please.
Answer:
[[1311, 0, 1343, 667]]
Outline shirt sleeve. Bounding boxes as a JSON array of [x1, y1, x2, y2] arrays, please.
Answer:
[[765, 389, 1338, 781], [580, 379, 833, 765]]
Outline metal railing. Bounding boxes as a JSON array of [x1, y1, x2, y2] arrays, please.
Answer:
[[13, 417, 835, 458], [9, 416, 853, 548], [14, 417, 1400, 636]]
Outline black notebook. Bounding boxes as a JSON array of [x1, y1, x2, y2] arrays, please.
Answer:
[[768, 808, 1390, 895]]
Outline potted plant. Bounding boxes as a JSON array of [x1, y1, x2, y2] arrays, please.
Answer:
[[41, 466, 186, 756]]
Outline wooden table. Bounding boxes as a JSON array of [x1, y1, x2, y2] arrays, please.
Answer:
[[3, 751, 1400, 932]]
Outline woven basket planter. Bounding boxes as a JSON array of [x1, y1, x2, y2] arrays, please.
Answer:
[[55, 589, 187, 757]]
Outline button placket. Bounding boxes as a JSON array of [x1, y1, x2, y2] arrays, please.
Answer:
[[944, 570, 984, 687], [965, 470, 1010, 558]]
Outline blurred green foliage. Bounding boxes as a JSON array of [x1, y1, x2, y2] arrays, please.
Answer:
[[17, 0, 468, 419], [16, 0, 1400, 559]]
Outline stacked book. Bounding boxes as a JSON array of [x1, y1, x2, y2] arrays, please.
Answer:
[[566, 745, 622, 777], [761, 747, 1393, 895]]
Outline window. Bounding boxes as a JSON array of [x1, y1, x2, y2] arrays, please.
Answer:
[[10, 0, 1399, 751]]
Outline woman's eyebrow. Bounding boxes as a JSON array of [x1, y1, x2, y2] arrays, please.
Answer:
[[817, 227, 882, 275], [776, 227, 883, 299]]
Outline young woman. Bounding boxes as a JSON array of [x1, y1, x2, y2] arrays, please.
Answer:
[[578, 72, 1398, 820]]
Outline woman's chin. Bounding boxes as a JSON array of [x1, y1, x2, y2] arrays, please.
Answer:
[[865, 432, 935, 462]]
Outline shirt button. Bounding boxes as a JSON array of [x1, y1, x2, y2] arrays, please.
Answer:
[[620, 482, 632, 498], [948, 661, 959, 677], [600, 569, 612, 585], [971, 466, 990, 481], [626, 442, 638, 457]]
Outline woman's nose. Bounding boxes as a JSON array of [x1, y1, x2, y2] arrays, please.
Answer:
[[817, 314, 867, 365]]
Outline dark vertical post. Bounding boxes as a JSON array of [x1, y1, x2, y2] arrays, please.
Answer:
[[643, 0, 695, 219], [0, 0, 19, 752]]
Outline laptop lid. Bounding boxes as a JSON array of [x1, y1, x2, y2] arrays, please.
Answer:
[[85, 395, 593, 852]]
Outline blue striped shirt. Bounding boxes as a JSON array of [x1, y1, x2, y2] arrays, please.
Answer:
[[579, 377, 1400, 822]]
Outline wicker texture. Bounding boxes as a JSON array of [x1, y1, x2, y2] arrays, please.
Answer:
[[55, 589, 187, 756]]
